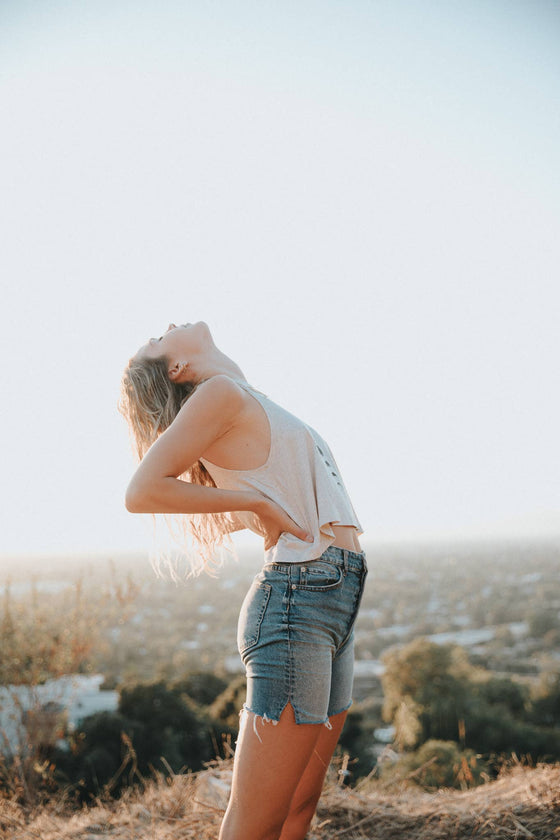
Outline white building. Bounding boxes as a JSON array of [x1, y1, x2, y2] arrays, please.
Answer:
[[0, 674, 118, 756]]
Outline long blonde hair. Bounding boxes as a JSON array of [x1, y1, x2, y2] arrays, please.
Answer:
[[119, 354, 236, 575]]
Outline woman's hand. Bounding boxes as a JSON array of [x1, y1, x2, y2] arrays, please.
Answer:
[[251, 495, 313, 551]]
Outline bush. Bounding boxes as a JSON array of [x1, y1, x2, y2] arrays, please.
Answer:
[[530, 672, 560, 727], [54, 681, 218, 800], [172, 671, 229, 706], [209, 675, 247, 729], [476, 677, 528, 717], [337, 704, 378, 781], [388, 739, 488, 790], [380, 638, 560, 764], [118, 681, 215, 774]]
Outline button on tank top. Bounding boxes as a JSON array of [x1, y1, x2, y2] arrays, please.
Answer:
[[200, 380, 363, 564]]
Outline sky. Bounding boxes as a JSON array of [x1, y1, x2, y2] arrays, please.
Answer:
[[1, 0, 559, 559]]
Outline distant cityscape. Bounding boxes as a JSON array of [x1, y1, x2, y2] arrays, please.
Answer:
[[1, 538, 559, 759]]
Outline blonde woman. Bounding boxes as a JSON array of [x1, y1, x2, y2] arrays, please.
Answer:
[[120, 321, 367, 840]]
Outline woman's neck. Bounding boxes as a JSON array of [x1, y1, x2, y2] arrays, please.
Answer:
[[195, 347, 246, 384]]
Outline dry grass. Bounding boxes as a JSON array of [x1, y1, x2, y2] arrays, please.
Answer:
[[314, 763, 560, 839], [0, 761, 559, 840]]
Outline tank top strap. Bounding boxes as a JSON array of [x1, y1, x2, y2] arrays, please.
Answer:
[[234, 379, 267, 399], [233, 380, 275, 423]]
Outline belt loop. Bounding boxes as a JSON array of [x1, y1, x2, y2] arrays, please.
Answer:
[[343, 549, 349, 574]]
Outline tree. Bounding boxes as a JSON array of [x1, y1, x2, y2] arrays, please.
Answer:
[[119, 681, 214, 774], [476, 676, 528, 717], [395, 739, 488, 790], [54, 681, 219, 800], [527, 609, 560, 638], [530, 671, 560, 727], [172, 671, 229, 706], [209, 675, 247, 730], [380, 638, 560, 764], [381, 639, 474, 747]]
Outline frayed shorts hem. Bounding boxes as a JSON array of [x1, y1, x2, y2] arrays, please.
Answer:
[[241, 698, 353, 730], [326, 698, 353, 719]]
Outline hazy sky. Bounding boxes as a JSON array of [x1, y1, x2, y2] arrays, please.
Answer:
[[1, 0, 559, 558]]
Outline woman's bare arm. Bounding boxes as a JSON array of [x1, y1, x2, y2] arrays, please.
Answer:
[[126, 376, 253, 513], [124, 375, 311, 545]]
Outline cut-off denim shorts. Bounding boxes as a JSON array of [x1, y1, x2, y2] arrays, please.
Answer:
[[237, 545, 368, 727]]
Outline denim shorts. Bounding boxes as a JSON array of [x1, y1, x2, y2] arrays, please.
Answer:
[[237, 545, 367, 726]]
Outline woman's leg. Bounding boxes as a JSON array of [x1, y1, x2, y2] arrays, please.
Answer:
[[219, 703, 323, 840], [279, 709, 348, 840]]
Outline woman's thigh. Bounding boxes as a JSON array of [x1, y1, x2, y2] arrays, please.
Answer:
[[283, 707, 348, 816], [219, 703, 323, 840]]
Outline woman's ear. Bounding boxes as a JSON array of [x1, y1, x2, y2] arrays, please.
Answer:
[[168, 361, 190, 382]]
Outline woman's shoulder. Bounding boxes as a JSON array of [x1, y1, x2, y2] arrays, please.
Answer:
[[197, 373, 246, 395], [198, 375, 269, 404], [176, 375, 247, 422]]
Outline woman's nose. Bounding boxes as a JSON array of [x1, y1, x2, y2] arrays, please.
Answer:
[[167, 323, 176, 332]]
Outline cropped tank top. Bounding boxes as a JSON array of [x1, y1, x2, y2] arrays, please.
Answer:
[[200, 380, 362, 564]]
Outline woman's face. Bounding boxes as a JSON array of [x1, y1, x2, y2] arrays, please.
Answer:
[[137, 321, 213, 363]]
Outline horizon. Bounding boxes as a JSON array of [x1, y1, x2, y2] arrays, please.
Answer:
[[1, 531, 558, 572]]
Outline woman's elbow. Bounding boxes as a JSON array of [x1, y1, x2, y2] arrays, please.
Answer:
[[125, 479, 150, 513]]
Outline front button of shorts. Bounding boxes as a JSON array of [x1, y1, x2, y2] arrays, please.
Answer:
[[292, 584, 296, 590]]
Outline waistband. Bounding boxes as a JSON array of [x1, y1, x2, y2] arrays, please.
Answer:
[[265, 544, 366, 574], [321, 544, 367, 572]]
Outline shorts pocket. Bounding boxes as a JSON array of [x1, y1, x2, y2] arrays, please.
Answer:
[[237, 581, 272, 655], [292, 560, 343, 591]]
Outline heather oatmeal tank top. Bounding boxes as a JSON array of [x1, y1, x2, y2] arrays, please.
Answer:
[[199, 380, 363, 564]]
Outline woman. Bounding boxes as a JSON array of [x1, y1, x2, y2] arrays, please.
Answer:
[[120, 321, 367, 840]]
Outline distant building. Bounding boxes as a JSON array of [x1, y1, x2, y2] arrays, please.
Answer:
[[0, 674, 119, 756]]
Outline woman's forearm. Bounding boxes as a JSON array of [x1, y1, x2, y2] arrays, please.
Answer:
[[125, 468, 313, 545], [125, 474, 261, 517]]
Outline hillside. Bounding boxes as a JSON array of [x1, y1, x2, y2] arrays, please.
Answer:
[[1, 762, 558, 840]]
